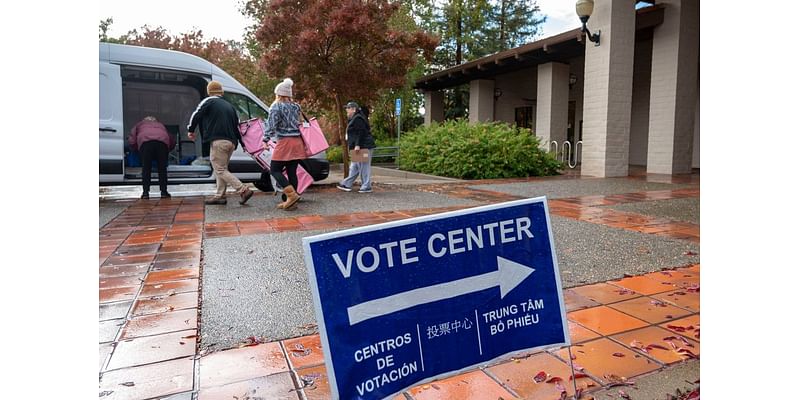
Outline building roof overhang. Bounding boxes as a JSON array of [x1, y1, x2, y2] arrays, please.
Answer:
[[415, 4, 664, 91]]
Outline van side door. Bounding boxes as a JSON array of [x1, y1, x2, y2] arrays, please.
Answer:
[[99, 62, 124, 183]]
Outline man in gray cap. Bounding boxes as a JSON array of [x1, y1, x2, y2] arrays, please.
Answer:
[[338, 101, 376, 193]]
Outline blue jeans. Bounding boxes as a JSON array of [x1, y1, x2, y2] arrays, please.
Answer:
[[341, 149, 373, 190]]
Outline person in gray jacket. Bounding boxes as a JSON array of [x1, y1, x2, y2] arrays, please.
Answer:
[[187, 80, 254, 205]]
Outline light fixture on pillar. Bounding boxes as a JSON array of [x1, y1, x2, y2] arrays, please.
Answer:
[[494, 88, 503, 99], [569, 73, 577, 90], [576, 0, 601, 46]]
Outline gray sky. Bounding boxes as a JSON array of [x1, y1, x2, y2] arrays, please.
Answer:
[[99, 0, 581, 42]]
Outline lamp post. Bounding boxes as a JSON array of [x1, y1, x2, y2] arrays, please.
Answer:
[[576, 0, 601, 46]]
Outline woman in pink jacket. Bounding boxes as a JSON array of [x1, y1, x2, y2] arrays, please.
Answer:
[[128, 116, 175, 199]]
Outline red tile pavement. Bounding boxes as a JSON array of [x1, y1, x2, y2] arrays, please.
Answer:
[[105, 329, 197, 371], [99, 184, 699, 399], [568, 306, 650, 335], [119, 308, 198, 340], [282, 334, 326, 369], [486, 352, 598, 399], [196, 373, 298, 400], [407, 369, 515, 399], [197, 342, 289, 389], [99, 357, 194, 400], [295, 364, 332, 400], [553, 338, 661, 385]]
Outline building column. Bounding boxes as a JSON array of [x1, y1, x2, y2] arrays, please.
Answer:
[[646, 0, 699, 174], [469, 79, 494, 123], [424, 90, 444, 125], [580, 0, 636, 177], [536, 62, 570, 149]]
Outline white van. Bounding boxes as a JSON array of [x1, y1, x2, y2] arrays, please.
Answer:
[[99, 42, 329, 185]]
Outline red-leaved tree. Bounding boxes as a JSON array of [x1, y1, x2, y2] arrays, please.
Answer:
[[253, 0, 437, 172]]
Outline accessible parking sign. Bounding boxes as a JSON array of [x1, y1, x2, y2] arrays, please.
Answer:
[[302, 197, 569, 399]]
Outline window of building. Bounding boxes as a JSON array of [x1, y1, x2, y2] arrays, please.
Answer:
[[515, 106, 533, 130]]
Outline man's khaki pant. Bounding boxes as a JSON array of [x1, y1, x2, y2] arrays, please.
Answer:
[[210, 140, 245, 197]]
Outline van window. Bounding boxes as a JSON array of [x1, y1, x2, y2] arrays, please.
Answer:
[[224, 93, 268, 122]]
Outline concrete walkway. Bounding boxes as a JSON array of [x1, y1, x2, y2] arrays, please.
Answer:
[[99, 170, 700, 400]]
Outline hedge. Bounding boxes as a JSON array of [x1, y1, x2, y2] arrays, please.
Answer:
[[398, 120, 563, 179]]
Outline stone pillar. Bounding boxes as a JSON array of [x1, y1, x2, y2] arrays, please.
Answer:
[[536, 62, 570, 149], [424, 90, 444, 125], [646, 0, 699, 174], [469, 79, 494, 123], [580, 0, 636, 177]]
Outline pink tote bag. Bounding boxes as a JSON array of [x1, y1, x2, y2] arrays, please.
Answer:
[[238, 118, 270, 169], [299, 113, 329, 156]]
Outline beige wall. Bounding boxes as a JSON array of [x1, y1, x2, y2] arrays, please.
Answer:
[[494, 68, 537, 126]]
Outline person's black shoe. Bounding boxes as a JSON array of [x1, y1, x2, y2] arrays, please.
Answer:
[[205, 197, 227, 205], [161, 192, 172, 198], [141, 192, 150, 200]]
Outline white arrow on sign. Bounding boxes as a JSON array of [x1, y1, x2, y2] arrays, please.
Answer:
[[347, 256, 535, 326]]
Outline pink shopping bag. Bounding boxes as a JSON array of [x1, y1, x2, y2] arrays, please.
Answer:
[[299, 113, 329, 156], [238, 118, 270, 169]]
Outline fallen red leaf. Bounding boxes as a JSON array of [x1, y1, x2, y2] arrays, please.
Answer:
[[570, 373, 590, 380], [533, 371, 547, 383], [546, 376, 563, 383], [612, 352, 625, 357], [677, 348, 699, 359], [667, 325, 687, 332]]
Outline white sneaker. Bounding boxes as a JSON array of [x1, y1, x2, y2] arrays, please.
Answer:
[[358, 188, 373, 193], [337, 184, 352, 192]]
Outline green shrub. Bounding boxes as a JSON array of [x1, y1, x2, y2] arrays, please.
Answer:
[[399, 120, 563, 179], [326, 144, 344, 163]]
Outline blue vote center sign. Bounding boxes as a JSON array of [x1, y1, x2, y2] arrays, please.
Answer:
[[302, 197, 569, 399]]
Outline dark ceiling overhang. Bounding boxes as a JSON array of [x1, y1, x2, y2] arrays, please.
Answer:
[[415, 4, 664, 91]]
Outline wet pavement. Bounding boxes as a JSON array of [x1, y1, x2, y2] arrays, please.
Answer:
[[99, 169, 700, 400]]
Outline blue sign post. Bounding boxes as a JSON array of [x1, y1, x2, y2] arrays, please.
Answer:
[[303, 197, 569, 399], [395, 98, 402, 116]]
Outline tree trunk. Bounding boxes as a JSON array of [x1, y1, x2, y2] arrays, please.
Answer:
[[334, 93, 350, 177], [500, 0, 507, 48], [456, 6, 462, 65]]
